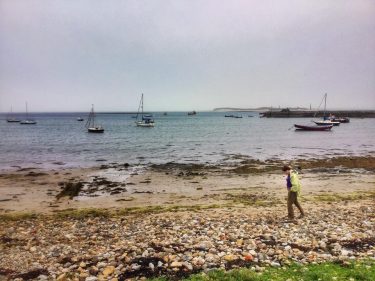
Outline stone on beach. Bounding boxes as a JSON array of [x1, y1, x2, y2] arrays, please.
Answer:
[[0, 203, 374, 280]]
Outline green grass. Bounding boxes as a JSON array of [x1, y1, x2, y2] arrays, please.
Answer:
[[151, 261, 375, 281]]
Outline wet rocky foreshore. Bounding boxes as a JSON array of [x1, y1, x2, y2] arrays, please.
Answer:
[[1, 202, 374, 281]]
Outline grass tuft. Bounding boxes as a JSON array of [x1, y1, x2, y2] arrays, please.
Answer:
[[150, 260, 375, 281]]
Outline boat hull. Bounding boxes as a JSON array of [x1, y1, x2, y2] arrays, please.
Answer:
[[314, 121, 340, 126], [7, 119, 21, 123], [294, 124, 333, 131], [332, 118, 350, 123], [88, 127, 104, 133], [136, 122, 154, 127], [20, 120, 37, 125]]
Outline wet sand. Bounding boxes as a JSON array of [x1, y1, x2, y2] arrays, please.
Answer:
[[1, 156, 374, 214]]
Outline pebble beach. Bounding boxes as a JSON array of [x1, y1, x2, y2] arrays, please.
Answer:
[[1, 202, 374, 281], [0, 156, 375, 280]]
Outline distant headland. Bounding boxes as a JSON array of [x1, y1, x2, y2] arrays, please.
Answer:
[[213, 107, 308, 112], [213, 107, 375, 118]]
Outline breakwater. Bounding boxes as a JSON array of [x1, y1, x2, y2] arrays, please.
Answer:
[[260, 110, 375, 118]]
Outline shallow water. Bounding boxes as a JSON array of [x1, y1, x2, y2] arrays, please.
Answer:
[[0, 112, 374, 170]]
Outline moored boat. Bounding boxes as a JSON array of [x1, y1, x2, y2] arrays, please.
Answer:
[[88, 126, 104, 133], [7, 118, 21, 123], [135, 94, 155, 127], [85, 105, 104, 133], [6, 106, 20, 122], [312, 93, 340, 126], [331, 117, 350, 123], [20, 102, 37, 125], [314, 120, 340, 126], [295, 124, 333, 131]]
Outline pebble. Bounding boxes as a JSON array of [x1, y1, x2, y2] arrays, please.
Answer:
[[1, 203, 373, 280]]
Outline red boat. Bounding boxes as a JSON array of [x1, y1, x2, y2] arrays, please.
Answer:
[[294, 124, 333, 131]]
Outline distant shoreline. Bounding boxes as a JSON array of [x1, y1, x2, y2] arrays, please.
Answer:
[[259, 109, 375, 118]]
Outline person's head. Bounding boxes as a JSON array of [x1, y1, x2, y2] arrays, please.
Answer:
[[282, 165, 291, 175]]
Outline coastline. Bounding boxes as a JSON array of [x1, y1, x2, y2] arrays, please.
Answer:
[[1, 155, 374, 280], [1, 155, 374, 215]]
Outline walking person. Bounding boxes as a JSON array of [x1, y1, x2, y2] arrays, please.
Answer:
[[282, 165, 305, 220]]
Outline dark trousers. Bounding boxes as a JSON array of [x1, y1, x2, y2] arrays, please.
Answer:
[[287, 191, 304, 219]]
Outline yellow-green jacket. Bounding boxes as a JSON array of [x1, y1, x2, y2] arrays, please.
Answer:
[[290, 171, 301, 196]]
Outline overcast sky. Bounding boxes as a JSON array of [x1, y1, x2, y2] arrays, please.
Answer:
[[0, 0, 374, 112]]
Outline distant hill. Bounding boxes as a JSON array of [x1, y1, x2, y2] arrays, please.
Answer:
[[213, 107, 308, 112]]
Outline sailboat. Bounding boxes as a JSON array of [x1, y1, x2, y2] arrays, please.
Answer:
[[313, 93, 340, 126], [135, 94, 154, 127], [6, 106, 20, 123], [85, 104, 104, 133], [20, 102, 37, 125]]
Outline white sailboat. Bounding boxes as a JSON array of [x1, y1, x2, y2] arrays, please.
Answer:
[[6, 106, 20, 123], [20, 102, 37, 125], [313, 93, 340, 126], [135, 94, 154, 127], [85, 104, 104, 133]]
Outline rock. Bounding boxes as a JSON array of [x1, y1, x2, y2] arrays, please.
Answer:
[[249, 249, 257, 256], [79, 272, 89, 280], [244, 254, 253, 261], [319, 241, 327, 249], [183, 262, 193, 271], [85, 277, 98, 281], [89, 267, 99, 275], [224, 254, 237, 262], [170, 261, 183, 268], [102, 266, 115, 277], [56, 274, 67, 281], [271, 261, 281, 267]]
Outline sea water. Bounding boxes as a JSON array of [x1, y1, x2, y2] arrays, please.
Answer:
[[0, 112, 374, 170]]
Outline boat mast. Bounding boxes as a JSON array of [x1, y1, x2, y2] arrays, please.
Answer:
[[85, 104, 95, 128], [141, 93, 144, 118], [91, 104, 95, 127], [25, 102, 28, 120], [313, 93, 327, 118]]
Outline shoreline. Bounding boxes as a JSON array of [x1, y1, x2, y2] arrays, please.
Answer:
[[0, 155, 374, 280], [1, 155, 374, 215]]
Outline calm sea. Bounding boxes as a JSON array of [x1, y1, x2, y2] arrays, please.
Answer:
[[0, 112, 374, 170]]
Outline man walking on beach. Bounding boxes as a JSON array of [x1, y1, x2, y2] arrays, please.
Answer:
[[282, 165, 305, 220]]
